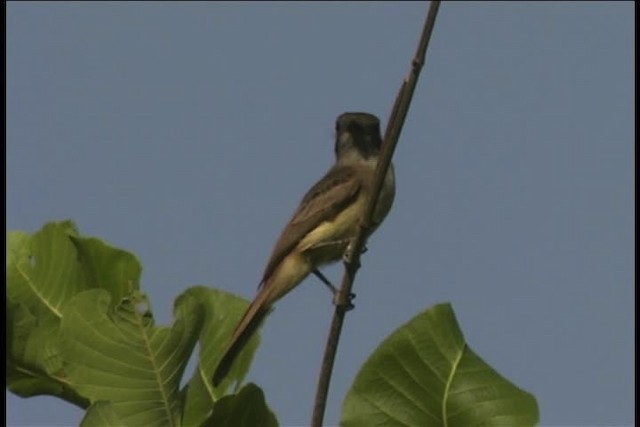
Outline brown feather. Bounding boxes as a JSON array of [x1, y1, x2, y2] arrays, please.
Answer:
[[259, 165, 361, 287], [212, 291, 272, 386]]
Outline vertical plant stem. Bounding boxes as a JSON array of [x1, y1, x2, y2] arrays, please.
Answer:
[[310, 2, 441, 426]]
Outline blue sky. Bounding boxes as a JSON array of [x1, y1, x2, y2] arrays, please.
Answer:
[[7, 2, 633, 426]]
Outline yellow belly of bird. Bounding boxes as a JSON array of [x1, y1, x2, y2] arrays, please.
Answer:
[[299, 163, 395, 266], [266, 165, 394, 302], [298, 197, 366, 265]]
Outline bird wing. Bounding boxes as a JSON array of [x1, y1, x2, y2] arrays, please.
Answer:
[[259, 165, 361, 286]]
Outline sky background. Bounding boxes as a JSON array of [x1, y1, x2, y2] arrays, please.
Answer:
[[6, 2, 634, 426]]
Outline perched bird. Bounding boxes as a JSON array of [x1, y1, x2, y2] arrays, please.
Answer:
[[212, 112, 396, 386]]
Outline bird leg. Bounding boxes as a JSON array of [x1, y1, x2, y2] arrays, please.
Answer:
[[312, 269, 355, 310], [312, 268, 338, 294]]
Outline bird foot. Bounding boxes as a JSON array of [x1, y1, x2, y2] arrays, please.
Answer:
[[333, 291, 356, 311], [312, 269, 355, 310]]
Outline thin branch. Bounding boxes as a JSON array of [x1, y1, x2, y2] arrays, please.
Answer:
[[310, 2, 441, 426]]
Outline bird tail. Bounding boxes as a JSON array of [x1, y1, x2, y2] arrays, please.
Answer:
[[212, 290, 272, 386]]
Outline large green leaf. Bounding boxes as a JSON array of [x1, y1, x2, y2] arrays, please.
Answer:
[[6, 221, 141, 405], [341, 303, 539, 427], [6, 220, 141, 319], [7, 221, 272, 424], [80, 401, 124, 427], [59, 288, 204, 426], [180, 286, 260, 427], [6, 298, 89, 407], [202, 383, 278, 427]]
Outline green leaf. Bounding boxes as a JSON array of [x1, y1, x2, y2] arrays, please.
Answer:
[[6, 220, 142, 319], [202, 383, 278, 427], [6, 220, 142, 405], [6, 297, 90, 407], [192, 286, 259, 391], [341, 303, 539, 427], [181, 369, 213, 427], [6, 221, 266, 424], [68, 233, 142, 303], [59, 288, 204, 426], [80, 401, 124, 427], [180, 286, 259, 426]]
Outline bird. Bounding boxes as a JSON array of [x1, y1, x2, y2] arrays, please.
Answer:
[[212, 112, 396, 386]]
